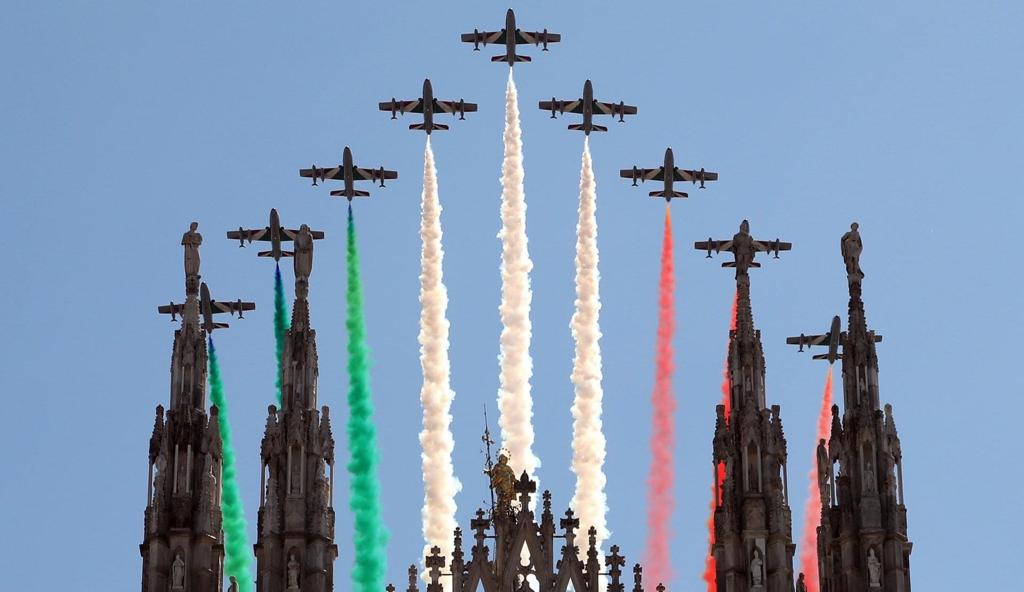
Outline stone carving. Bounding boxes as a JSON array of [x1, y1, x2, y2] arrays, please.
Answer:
[[795, 572, 807, 592], [287, 552, 301, 590], [867, 548, 881, 587], [485, 453, 516, 511], [182, 222, 203, 278], [294, 224, 314, 282], [171, 552, 185, 589], [841, 222, 864, 283], [227, 576, 238, 592], [732, 219, 755, 277], [749, 547, 764, 587]]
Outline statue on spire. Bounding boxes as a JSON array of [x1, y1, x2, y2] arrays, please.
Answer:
[[182, 221, 203, 279], [841, 222, 864, 284]]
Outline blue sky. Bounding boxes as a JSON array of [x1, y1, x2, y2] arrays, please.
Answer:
[[1, 1, 1020, 590]]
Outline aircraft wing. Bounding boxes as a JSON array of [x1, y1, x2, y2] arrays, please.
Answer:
[[786, 333, 830, 347], [694, 239, 734, 253], [594, 100, 638, 117], [299, 166, 344, 181], [753, 240, 793, 253], [433, 99, 479, 114], [620, 167, 666, 182], [157, 303, 186, 315], [461, 30, 507, 45], [353, 166, 398, 182], [674, 168, 719, 183], [280, 229, 326, 241], [538, 99, 584, 114], [210, 300, 256, 316], [226, 227, 271, 242], [515, 30, 562, 45], [378, 99, 425, 114]]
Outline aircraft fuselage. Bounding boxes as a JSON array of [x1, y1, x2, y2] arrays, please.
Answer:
[[504, 9, 517, 63], [422, 78, 435, 134], [342, 146, 356, 200], [269, 208, 282, 261], [663, 148, 675, 199], [582, 79, 594, 135]]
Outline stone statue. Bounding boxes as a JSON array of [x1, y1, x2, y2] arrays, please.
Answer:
[[486, 453, 517, 511], [227, 575, 238, 592], [867, 548, 881, 587], [795, 572, 807, 592], [294, 224, 314, 282], [287, 552, 301, 590], [749, 548, 763, 586], [732, 219, 755, 277], [182, 222, 203, 278], [171, 552, 186, 589], [864, 457, 876, 493], [840, 222, 864, 283]]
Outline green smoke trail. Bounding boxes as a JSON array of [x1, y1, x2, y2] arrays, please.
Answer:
[[208, 337, 254, 592], [344, 205, 388, 592], [274, 263, 290, 406]]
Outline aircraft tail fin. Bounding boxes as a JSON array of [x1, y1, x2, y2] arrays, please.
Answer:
[[257, 250, 294, 258], [491, 54, 531, 62], [568, 123, 607, 132], [812, 353, 842, 361], [649, 190, 688, 199], [409, 123, 449, 132], [722, 262, 761, 269], [330, 189, 370, 198]]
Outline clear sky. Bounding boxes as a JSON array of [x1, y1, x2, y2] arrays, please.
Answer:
[[1, 2, 1020, 590]]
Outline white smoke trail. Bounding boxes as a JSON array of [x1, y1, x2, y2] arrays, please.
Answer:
[[418, 137, 460, 568], [497, 69, 539, 481], [569, 137, 609, 553]]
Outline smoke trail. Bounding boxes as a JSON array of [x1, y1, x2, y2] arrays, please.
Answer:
[[207, 337, 254, 592], [702, 291, 738, 591], [273, 263, 290, 406], [417, 137, 461, 566], [798, 366, 834, 592], [570, 137, 609, 552], [497, 69, 539, 479], [345, 205, 388, 592], [645, 206, 675, 586]]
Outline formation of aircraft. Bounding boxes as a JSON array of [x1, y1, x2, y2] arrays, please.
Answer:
[[226, 208, 324, 261], [379, 78, 478, 134], [620, 148, 719, 201], [299, 146, 398, 200], [461, 8, 561, 65], [158, 282, 255, 333], [539, 79, 637, 135]]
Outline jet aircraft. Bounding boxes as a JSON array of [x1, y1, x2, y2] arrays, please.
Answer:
[[378, 78, 478, 134], [620, 148, 719, 201], [539, 79, 636, 135], [226, 208, 324, 261], [694, 221, 792, 275], [786, 315, 882, 364], [461, 8, 561, 64], [299, 146, 397, 200], [157, 282, 254, 333]]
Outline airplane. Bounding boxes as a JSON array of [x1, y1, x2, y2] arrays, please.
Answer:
[[460, 8, 561, 65], [226, 208, 324, 262], [378, 78, 478, 134], [299, 146, 398, 201], [157, 283, 255, 333], [620, 147, 719, 201], [538, 79, 636, 135], [694, 221, 792, 275], [786, 315, 882, 364], [786, 316, 844, 363]]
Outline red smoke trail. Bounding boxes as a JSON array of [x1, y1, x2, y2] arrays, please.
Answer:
[[799, 366, 834, 592], [645, 206, 675, 586], [702, 291, 738, 591]]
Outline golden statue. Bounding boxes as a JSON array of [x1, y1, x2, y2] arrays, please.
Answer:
[[486, 454, 516, 510]]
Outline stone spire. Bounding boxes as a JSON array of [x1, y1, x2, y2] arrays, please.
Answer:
[[255, 228, 338, 592], [141, 223, 225, 592], [816, 224, 912, 591], [698, 220, 796, 592]]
